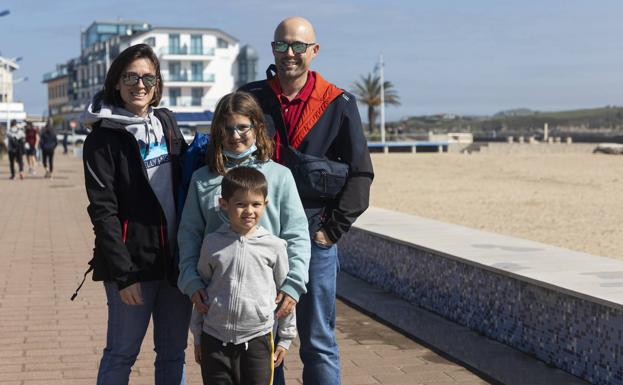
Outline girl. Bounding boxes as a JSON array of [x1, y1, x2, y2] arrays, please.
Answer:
[[177, 91, 311, 381]]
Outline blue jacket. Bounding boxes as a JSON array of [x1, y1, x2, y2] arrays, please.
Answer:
[[241, 71, 374, 243], [177, 157, 311, 301]]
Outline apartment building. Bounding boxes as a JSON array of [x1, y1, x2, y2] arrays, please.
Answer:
[[43, 20, 257, 130], [0, 57, 27, 126]]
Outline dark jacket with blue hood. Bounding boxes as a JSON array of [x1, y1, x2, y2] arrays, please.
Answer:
[[81, 92, 186, 290]]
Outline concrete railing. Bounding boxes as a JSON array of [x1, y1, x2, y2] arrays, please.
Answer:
[[339, 207, 623, 385]]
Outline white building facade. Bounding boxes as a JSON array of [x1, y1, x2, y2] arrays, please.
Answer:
[[124, 27, 240, 113], [0, 57, 27, 126], [43, 21, 257, 130]]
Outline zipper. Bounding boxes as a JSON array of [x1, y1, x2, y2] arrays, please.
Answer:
[[230, 236, 246, 343], [321, 170, 327, 193], [122, 219, 128, 243]]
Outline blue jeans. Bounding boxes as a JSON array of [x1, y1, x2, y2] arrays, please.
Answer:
[[274, 242, 341, 385], [97, 280, 192, 385]]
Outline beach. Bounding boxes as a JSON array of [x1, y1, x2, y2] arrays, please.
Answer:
[[369, 152, 623, 260]]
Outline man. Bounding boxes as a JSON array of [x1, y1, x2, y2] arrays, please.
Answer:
[[241, 16, 374, 385]]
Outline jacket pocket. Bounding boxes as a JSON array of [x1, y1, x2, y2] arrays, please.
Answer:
[[237, 298, 271, 331]]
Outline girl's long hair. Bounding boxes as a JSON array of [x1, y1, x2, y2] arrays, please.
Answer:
[[207, 91, 273, 175]]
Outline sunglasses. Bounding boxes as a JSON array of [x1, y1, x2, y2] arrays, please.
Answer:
[[224, 124, 254, 136], [121, 72, 158, 88], [272, 41, 316, 54]]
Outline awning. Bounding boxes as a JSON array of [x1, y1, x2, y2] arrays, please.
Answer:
[[173, 111, 213, 124]]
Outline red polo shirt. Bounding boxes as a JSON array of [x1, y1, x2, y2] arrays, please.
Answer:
[[271, 72, 316, 162]]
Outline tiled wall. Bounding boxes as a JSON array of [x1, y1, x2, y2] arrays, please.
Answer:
[[339, 229, 623, 385]]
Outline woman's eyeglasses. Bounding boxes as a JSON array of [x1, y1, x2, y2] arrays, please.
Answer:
[[224, 124, 254, 136], [121, 72, 158, 88], [272, 41, 316, 54]]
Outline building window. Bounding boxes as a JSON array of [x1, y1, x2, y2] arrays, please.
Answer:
[[169, 61, 182, 81], [217, 38, 228, 48], [191, 88, 203, 106], [191, 62, 203, 81], [169, 88, 181, 106], [169, 34, 181, 54], [144, 37, 155, 47], [191, 35, 203, 55]]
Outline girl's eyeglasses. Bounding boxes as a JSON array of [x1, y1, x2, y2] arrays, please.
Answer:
[[224, 124, 254, 136]]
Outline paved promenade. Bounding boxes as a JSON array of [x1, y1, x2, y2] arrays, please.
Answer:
[[0, 152, 489, 385]]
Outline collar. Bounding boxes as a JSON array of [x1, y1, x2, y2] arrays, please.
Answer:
[[271, 71, 316, 103]]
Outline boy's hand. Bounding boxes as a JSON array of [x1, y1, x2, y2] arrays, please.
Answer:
[[274, 346, 287, 367], [191, 288, 209, 314], [194, 344, 201, 364], [275, 291, 296, 319]]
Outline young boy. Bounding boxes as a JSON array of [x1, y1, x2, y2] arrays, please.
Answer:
[[190, 166, 296, 385]]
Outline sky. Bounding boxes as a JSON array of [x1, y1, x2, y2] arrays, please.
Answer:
[[1, 0, 622, 121]]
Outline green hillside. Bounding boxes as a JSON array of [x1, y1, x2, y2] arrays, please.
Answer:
[[400, 106, 623, 136]]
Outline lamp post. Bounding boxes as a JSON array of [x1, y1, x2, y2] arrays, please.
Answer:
[[379, 53, 385, 144]]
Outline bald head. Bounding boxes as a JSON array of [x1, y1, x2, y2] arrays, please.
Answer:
[[274, 16, 316, 44]]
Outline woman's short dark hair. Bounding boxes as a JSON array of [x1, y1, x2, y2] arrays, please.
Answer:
[[102, 44, 162, 108], [221, 166, 268, 201]]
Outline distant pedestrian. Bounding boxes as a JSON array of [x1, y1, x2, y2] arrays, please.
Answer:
[[39, 124, 58, 178], [24, 121, 39, 175], [6, 120, 25, 180], [62, 131, 68, 154]]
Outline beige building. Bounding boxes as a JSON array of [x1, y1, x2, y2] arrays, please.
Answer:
[[42, 67, 70, 124]]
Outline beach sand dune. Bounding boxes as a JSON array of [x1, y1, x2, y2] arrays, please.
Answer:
[[370, 153, 623, 260]]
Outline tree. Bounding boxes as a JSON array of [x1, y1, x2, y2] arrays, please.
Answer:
[[351, 73, 401, 133]]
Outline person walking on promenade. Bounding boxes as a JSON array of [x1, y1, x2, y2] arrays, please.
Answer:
[[6, 119, 25, 180], [62, 130, 68, 154], [190, 167, 297, 385], [24, 121, 39, 175], [177, 91, 310, 350], [240, 16, 374, 385], [39, 123, 57, 178], [80, 43, 191, 385]]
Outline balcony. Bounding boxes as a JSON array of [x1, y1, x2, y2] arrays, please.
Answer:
[[162, 73, 215, 84], [159, 46, 215, 58], [160, 96, 204, 109]]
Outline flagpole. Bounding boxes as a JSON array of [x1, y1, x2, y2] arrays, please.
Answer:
[[379, 53, 385, 144]]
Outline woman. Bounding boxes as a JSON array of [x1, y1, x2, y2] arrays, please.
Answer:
[[177, 91, 310, 355], [39, 124, 57, 178], [6, 119, 25, 180], [81, 44, 191, 385]]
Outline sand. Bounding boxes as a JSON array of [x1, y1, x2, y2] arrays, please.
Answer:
[[369, 152, 623, 260]]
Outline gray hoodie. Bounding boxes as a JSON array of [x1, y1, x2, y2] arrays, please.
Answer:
[[190, 224, 297, 350]]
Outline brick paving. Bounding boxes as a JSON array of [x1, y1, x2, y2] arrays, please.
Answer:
[[0, 151, 490, 384]]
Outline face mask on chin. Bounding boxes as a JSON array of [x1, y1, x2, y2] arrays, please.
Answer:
[[223, 142, 257, 160]]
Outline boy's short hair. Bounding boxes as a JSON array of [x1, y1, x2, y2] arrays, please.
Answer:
[[221, 167, 268, 200]]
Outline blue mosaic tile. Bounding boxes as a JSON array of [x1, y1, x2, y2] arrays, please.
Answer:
[[339, 229, 623, 385]]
